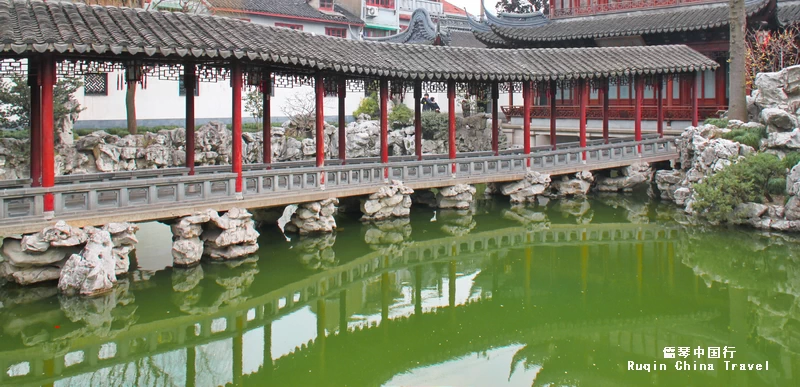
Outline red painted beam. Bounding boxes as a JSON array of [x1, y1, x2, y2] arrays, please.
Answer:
[[184, 64, 196, 175], [523, 80, 531, 156], [549, 80, 557, 150], [380, 78, 389, 179], [28, 61, 41, 187], [263, 70, 272, 166], [602, 78, 610, 144], [656, 74, 664, 138], [491, 82, 499, 156], [338, 78, 346, 163], [691, 73, 699, 126], [41, 57, 55, 213], [414, 80, 422, 160], [579, 78, 588, 161], [232, 63, 243, 195]]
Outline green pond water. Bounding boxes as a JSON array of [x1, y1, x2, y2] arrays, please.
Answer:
[[1, 195, 800, 386]]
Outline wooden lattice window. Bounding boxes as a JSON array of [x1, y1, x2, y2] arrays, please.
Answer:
[[319, 0, 333, 11], [84, 73, 108, 96], [325, 27, 347, 39]]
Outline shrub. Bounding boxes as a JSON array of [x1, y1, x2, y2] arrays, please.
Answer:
[[703, 118, 729, 128], [0, 129, 29, 140], [783, 151, 800, 170], [719, 125, 767, 149], [353, 94, 379, 119], [420, 111, 448, 140], [693, 153, 787, 222], [389, 101, 413, 129]]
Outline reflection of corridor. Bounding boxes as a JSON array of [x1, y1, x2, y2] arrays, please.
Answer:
[[2, 224, 799, 386]]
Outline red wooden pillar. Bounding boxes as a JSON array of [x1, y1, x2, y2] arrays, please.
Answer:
[[41, 57, 56, 214], [338, 78, 346, 163], [666, 76, 674, 107], [380, 78, 389, 180], [413, 80, 422, 160], [602, 78, 610, 144], [691, 72, 699, 126], [579, 78, 588, 162], [28, 60, 42, 187], [447, 79, 457, 175], [634, 74, 644, 154], [523, 80, 532, 169], [262, 70, 272, 166], [507, 82, 514, 122], [184, 64, 196, 175], [656, 73, 664, 138], [491, 82, 499, 156], [231, 63, 243, 196], [549, 79, 557, 150], [315, 73, 325, 188]]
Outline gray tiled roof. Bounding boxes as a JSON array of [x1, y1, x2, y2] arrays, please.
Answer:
[[778, 0, 800, 26], [448, 31, 486, 48], [207, 0, 364, 26], [0, 0, 718, 81], [487, 0, 771, 43]]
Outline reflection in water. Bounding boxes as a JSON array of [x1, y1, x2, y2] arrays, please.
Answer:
[[1, 198, 800, 386]]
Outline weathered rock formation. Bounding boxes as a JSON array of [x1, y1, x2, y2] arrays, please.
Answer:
[[750, 65, 800, 129], [58, 228, 117, 296], [284, 199, 338, 235], [438, 209, 477, 236], [361, 181, 413, 221], [171, 208, 259, 265], [435, 184, 476, 210], [294, 234, 337, 269], [363, 218, 412, 250], [595, 162, 653, 192], [551, 171, 593, 197], [487, 171, 551, 203], [0, 221, 136, 287]]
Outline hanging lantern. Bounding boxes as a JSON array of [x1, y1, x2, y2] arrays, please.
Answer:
[[756, 30, 771, 48], [124, 61, 144, 84]]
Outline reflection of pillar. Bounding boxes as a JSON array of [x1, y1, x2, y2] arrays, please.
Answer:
[[581, 245, 589, 295], [339, 290, 347, 335], [186, 346, 196, 387], [317, 298, 327, 379], [264, 322, 273, 378], [636, 242, 643, 298], [729, 287, 750, 386], [233, 316, 243, 385], [492, 253, 499, 295], [415, 265, 423, 315], [449, 260, 457, 308], [381, 272, 390, 323], [525, 247, 532, 305], [42, 358, 54, 387], [668, 241, 675, 291]]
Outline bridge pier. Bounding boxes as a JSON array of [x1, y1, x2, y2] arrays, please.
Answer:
[[283, 199, 338, 235], [360, 181, 413, 222]]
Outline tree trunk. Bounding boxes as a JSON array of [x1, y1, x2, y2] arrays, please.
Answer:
[[728, 0, 747, 121], [126, 81, 137, 135]]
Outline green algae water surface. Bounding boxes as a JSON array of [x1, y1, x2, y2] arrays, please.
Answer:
[[1, 195, 799, 386]]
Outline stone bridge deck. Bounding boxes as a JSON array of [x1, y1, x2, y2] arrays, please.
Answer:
[[0, 137, 677, 235]]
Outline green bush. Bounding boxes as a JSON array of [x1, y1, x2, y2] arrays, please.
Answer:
[[420, 111, 448, 140], [389, 101, 413, 129], [693, 153, 787, 222], [0, 129, 29, 140], [353, 94, 379, 119], [719, 125, 767, 149], [783, 151, 800, 170], [703, 118, 729, 128], [767, 177, 787, 196]]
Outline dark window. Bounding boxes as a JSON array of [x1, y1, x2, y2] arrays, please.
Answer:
[[275, 22, 303, 31], [179, 77, 200, 96], [84, 73, 108, 96], [325, 27, 347, 39], [364, 28, 390, 38], [319, 0, 333, 10], [366, 0, 394, 9]]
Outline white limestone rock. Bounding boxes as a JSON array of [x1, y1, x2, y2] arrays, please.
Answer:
[[0, 262, 62, 285], [288, 199, 338, 235], [1, 238, 69, 268], [499, 171, 551, 203], [58, 228, 117, 296], [595, 162, 652, 192], [435, 184, 476, 209], [361, 181, 414, 221], [788, 163, 800, 196], [21, 220, 87, 252], [172, 237, 204, 267], [760, 107, 798, 132]]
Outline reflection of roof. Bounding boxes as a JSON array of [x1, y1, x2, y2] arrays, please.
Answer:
[[471, 0, 773, 45], [0, 0, 719, 81], [207, 0, 364, 26]]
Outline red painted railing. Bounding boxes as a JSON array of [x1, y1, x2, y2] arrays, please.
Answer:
[[501, 105, 724, 121], [551, 0, 721, 19]]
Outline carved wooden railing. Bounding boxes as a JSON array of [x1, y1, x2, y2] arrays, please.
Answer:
[[550, 0, 721, 19], [502, 105, 724, 121]]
